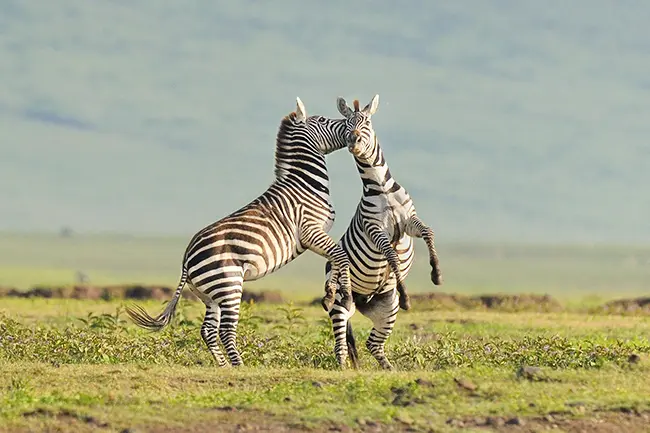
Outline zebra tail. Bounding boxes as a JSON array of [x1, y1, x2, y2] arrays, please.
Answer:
[[346, 320, 360, 369], [125, 267, 188, 331]]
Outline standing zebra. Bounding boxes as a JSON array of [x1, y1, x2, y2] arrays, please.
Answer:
[[325, 94, 443, 370], [126, 97, 353, 367]]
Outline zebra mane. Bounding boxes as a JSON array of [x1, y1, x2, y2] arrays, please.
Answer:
[[273, 112, 322, 180], [283, 111, 298, 121]]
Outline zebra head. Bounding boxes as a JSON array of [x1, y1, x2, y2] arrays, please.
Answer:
[[274, 97, 349, 180], [336, 94, 380, 158], [285, 97, 348, 155]]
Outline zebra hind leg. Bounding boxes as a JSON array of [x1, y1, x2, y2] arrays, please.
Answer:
[[357, 289, 399, 370], [200, 304, 228, 367], [218, 292, 244, 367], [329, 293, 355, 369]]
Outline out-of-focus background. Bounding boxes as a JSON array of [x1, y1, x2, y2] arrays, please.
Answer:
[[1, 0, 649, 301]]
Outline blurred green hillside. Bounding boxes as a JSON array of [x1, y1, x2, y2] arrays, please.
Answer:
[[1, 1, 649, 243]]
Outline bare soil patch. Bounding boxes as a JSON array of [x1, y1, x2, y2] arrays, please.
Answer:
[[448, 409, 650, 432], [4, 403, 650, 433], [405, 292, 564, 313], [0, 285, 285, 304], [599, 296, 650, 314]]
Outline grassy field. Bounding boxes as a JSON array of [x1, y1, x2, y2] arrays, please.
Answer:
[[1, 298, 649, 432], [1, 234, 650, 431]]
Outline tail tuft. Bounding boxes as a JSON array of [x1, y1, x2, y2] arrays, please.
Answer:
[[346, 320, 359, 369], [125, 303, 172, 331], [125, 267, 187, 332]]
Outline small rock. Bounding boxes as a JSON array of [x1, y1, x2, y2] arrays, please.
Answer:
[[395, 414, 414, 425], [486, 417, 505, 427], [414, 378, 433, 387], [628, 354, 641, 364], [544, 414, 555, 423], [120, 429, 135, 433], [566, 401, 586, 414], [408, 323, 422, 330], [454, 377, 477, 391], [283, 397, 291, 402], [505, 417, 525, 426], [312, 381, 323, 388], [517, 365, 543, 380]]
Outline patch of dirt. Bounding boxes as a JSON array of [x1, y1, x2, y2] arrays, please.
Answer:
[[599, 297, 650, 314], [0, 285, 285, 304], [6, 409, 650, 433], [22, 407, 110, 429], [410, 292, 564, 313], [447, 409, 650, 432]]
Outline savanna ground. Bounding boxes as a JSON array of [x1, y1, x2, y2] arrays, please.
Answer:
[[1, 234, 650, 432]]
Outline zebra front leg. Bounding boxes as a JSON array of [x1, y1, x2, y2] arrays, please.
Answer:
[[200, 303, 229, 367], [218, 288, 244, 366], [301, 226, 352, 311], [405, 215, 442, 285], [329, 294, 355, 369], [323, 261, 341, 313], [364, 223, 411, 311], [357, 288, 399, 370]]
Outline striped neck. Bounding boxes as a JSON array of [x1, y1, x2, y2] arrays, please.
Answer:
[[273, 115, 331, 198], [354, 138, 396, 195]]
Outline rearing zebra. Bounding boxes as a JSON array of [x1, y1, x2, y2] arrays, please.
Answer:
[[126, 97, 353, 367], [325, 94, 443, 370]]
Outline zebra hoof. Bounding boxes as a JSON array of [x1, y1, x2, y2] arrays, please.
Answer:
[[399, 294, 411, 311], [321, 296, 334, 312], [431, 268, 443, 285]]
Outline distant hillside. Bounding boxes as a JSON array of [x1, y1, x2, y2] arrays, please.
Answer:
[[1, 1, 649, 243]]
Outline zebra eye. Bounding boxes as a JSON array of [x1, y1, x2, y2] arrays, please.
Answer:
[[317, 116, 328, 123]]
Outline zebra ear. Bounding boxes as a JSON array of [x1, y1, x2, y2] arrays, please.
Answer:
[[362, 94, 380, 116], [295, 97, 307, 123], [336, 97, 354, 118]]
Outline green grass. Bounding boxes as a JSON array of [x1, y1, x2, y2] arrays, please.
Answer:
[[2, 233, 650, 302], [1, 298, 649, 432]]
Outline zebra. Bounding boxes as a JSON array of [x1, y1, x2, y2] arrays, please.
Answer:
[[125, 97, 354, 367], [324, 94, 443, 370]]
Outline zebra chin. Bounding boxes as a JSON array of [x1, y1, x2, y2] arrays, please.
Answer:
[[348, 145, 362, 156]]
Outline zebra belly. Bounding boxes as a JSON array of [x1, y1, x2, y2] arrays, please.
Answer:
[[344, 233, 414, 295], [242, 248, 303, 281]]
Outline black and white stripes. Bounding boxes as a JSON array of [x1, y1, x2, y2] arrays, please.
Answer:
[[325, 94, 443, 370], [126, 97, 353, 367]]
